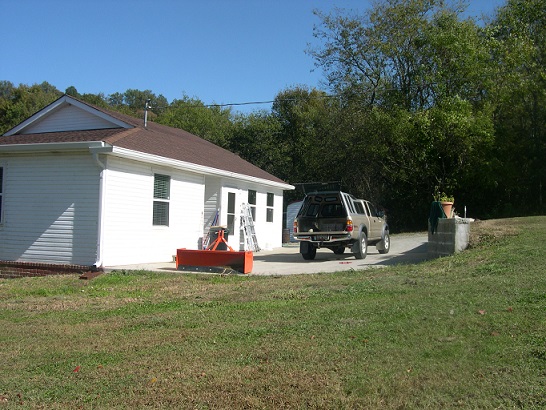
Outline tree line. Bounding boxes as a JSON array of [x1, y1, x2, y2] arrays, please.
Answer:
[[1, 0, 544, 231]]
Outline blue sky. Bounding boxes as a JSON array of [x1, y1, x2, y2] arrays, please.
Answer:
[[2, 0, 505, 113]]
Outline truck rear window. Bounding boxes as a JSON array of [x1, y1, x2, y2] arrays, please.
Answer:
[[298, 194, 343, 217], [304, 204, 320, 217], [320, 204, 345, 217], [323, 196, 338, 202]]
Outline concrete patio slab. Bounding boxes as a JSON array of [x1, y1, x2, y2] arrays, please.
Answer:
[[106, 233, 429, 276]]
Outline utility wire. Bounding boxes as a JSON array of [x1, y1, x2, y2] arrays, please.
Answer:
[[203, 94, 346, 108], [205, 100, 277, 108], [144, 93, 345, 112]]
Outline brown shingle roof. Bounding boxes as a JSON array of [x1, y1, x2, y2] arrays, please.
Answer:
[[0, 128, 122, 144], [107, 120, 285, 183], [0, 96, 288, 185]]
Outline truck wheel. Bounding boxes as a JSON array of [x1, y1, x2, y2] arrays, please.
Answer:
[[378, 232, 391, 254], [300, 242, 317, 260], [353, 231, 368, 260], [333, 246, 345, 255]]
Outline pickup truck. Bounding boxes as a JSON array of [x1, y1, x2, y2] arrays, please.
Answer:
[[292, 191, 390, 260]]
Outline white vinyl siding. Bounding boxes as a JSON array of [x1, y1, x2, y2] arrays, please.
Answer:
[[203, 176, 221, 246], [23, 104, 120, 133], [100, 156, 205, 265], [0, 166, 4, 224], [0, 153, 100, 265], [0, 152, 287, 266]]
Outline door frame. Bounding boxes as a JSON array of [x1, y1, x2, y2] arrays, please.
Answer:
[[221, 187, 243, 250]]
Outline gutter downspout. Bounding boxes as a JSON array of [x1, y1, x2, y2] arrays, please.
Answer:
[[91, 143, 108, 270]]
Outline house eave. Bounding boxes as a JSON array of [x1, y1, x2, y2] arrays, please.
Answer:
[[0, 142, 294, 190], [110, 147, 295, 190], [0, 141, 112, 153]]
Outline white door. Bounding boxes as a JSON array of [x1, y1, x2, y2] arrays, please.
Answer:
[[221, 187, 243, 250]]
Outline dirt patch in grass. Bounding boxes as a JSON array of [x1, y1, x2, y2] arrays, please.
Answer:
[[468, 218, 521, 248]]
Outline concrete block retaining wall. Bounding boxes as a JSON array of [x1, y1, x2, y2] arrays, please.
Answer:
[[428, 217, 473, 258]]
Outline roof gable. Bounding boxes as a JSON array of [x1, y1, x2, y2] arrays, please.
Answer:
[[4, 95, 131, 136]]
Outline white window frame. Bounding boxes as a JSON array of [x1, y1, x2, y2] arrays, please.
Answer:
[[248, 189, 257, 221], [266, 192, 274, 223]]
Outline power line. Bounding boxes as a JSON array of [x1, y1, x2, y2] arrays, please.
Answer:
[[141, 94, 343, 112], [203, 93, 349, 108], [204, 100, 277, 108]]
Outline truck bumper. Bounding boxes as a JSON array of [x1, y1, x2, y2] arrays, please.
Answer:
[[294, 232, 352, 247]]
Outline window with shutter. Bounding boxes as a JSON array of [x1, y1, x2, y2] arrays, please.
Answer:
[[153, 174, 170, 226]]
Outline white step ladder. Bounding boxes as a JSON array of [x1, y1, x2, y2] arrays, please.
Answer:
[[240, 203, 260, 252]]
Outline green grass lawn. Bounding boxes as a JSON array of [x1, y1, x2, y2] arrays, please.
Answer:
[[1, 217, 545, 409]]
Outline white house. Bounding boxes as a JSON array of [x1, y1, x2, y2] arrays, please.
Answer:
[[0, 95, 293, 269]]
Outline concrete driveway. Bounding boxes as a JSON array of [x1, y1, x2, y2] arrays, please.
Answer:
[[107, 233, 429, 276]]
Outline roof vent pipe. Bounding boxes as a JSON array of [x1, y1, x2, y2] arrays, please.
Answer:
[[144, 99, 151, 128]]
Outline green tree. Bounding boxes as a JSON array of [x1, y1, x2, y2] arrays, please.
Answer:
[[0, 81, 15, 99], [108, 92, 125, 108], [308, 8, 385, 107], [310, 0, 491, 110], [272, 86, 335, 186], [487, 0, 546, 215], [156, 95, 233, 147], [307, 0, 498, 228], [65, 86, 81, 98], [107, 89, 168, 118], [421, 10, 493, 107], [229, 111, 286, 178], [0, 81, 62, 134], [79, 92, 109, 108]]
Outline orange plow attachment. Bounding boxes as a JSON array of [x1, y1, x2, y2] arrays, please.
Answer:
[[176, 228, 253, 274]]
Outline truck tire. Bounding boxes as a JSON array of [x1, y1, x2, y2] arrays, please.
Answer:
[[353, 231, 368, 260], [300, 242, 317, 260], [378, 232, 391, 254]]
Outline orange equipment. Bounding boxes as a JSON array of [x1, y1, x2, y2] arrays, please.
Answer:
[[176, 228, 253, 274]]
